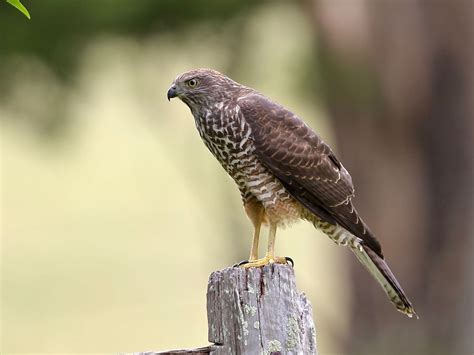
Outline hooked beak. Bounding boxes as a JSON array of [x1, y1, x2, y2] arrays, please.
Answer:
[[167, 85, 178, 101]]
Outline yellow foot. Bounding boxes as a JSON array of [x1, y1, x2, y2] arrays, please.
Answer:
[[240, 255, 292, 268]]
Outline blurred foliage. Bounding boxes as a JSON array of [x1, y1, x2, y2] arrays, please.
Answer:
[[0, 0, 273, 141], [6, 0, 30, 19], [0, 0, 266, 80]]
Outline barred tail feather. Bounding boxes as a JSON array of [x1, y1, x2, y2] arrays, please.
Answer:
[[351, 243, 418, 318]]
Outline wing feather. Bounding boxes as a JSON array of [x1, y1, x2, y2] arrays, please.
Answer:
[[241, 94, 383, 256]]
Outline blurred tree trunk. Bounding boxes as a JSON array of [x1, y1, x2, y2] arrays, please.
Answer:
[[305, 1, 474, 354]]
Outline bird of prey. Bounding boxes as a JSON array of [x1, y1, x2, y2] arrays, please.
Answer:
[[167, 68, 416, 317]]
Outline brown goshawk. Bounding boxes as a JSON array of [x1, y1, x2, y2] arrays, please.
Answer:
[[167, 68, 416, 318]]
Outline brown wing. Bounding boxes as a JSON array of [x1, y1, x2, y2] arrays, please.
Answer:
[[240, 93, 383, 257]]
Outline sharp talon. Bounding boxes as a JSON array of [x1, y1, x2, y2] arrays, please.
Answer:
[[285, 257, 294, 267], [234, 260, 249, 267]]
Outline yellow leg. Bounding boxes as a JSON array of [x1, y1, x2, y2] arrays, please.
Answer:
[[242, 222, 288, 268], [266, 222, 277, 259], [249, 212, 263, 261]]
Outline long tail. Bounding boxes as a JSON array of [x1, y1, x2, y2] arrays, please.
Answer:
[[351, 242, 418, 318]]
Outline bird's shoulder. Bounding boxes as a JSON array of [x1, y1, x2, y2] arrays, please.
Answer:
[[238, 92, 311, 133], [238, 93, 344, 172]]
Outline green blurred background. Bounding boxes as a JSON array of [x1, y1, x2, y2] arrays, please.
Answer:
[[1, 1, 473, 354]]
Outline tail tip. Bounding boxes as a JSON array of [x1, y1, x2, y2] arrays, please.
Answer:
[[400, 306, 419, 319]]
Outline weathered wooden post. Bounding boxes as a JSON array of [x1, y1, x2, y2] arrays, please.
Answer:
[[130, 264, 317, 355]]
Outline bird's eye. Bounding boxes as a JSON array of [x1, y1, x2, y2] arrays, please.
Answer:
[[187, 79, 198, 88]]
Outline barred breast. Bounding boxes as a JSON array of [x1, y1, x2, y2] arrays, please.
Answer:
[[193, 102, 303, 226]]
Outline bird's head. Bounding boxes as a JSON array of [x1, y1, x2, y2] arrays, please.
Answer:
[[167, 68, 243, 112]]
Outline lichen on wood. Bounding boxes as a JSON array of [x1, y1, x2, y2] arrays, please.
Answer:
[[207, 264, 317, 354]]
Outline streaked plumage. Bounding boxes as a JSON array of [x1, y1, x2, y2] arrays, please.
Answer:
[[167, 68, 416, 317]]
